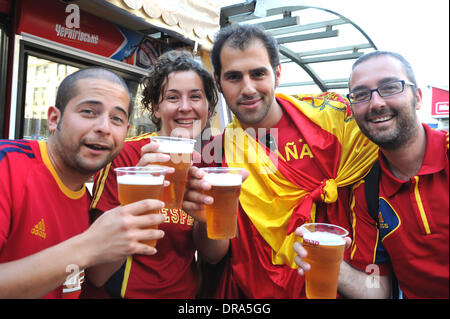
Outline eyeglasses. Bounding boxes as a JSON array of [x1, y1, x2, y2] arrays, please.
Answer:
[[347, 80, 415, 104]]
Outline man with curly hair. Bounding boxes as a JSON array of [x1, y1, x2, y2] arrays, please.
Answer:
[[183, 24, 378, 298]]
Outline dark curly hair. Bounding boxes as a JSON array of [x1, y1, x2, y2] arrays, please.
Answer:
[[140, 50, 219, 130]]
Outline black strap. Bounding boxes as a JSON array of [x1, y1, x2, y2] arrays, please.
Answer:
[[364, 159, 381, 225], [363, 159, 400, 299]]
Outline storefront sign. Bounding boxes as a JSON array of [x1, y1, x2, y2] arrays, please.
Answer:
[[431, 86, 449, 118], [17, 0, 142, 62]]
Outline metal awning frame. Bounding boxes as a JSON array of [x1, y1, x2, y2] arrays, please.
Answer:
[[220, 1, 378, 92]]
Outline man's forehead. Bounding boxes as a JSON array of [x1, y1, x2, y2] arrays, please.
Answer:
[[350, 56, 406, 86], [220, 41, 270, 70], [71, 78, 130, 104], [353, 56, 405, 74], [75, 77, 121, 86]]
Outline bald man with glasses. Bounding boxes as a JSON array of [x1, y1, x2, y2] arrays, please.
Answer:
[[294, 51, 449, 299]]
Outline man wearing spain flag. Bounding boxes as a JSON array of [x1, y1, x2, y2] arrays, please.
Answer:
[[183, 24, 378, 298]]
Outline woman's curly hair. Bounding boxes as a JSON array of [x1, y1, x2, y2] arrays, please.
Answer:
[[140, 50, 219, 130]]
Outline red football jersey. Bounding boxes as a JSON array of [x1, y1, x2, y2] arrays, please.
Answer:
[[347, 125, 449, 299], [89, 133, 198, 298], [0, 140, 90, 298], [199, 96, 354, 298]]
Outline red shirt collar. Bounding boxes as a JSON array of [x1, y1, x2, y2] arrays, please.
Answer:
[[379, 123, 448, 197]]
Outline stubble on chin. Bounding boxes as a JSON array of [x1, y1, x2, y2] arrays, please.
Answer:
[[73, 148, 119, 175], [234, 104, 271, 127]]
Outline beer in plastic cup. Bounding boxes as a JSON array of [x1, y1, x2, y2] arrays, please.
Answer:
[[150, 136, 196, 210], [200, 167, 243, 239], [299, 223, 348, 299], [115, 166, 168, 247]]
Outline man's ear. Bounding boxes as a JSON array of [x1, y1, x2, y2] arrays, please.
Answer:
[[415, 87, 423, 111], [275, 64, 281, 87], [214, 73, 222, 93], [47, 106, 61, 133], [207, 105, 213, 119]]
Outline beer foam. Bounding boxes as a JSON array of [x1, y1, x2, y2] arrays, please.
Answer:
[[156, 142, 194, 154], [303, 231, 345, 246], [117, 174, 164, 185], [203, 173, 242, 186]]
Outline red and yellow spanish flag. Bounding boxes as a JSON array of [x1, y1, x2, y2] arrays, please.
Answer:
[[224, 92, 378, 269]]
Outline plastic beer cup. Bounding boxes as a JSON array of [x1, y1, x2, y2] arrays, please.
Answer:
[[299, 223, 348, 299], [115, 166, 168, 247], [199, 167, 244, 239], [150, 136, 196, 210]]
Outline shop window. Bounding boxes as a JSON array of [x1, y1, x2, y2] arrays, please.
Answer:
[[126, 81, 156, 137], [23, 55, 154, 140], [24, 55, 80, 140]]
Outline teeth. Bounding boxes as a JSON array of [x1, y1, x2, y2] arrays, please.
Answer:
[[372, 115, 392, 123], [88, 144, 107, 150], [176, 120, 194, 124]]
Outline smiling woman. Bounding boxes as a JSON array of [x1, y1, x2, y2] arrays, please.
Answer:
[[83, 50, 220, 299], [140, 50, 218, 138], [152, 70, 210, 138]]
